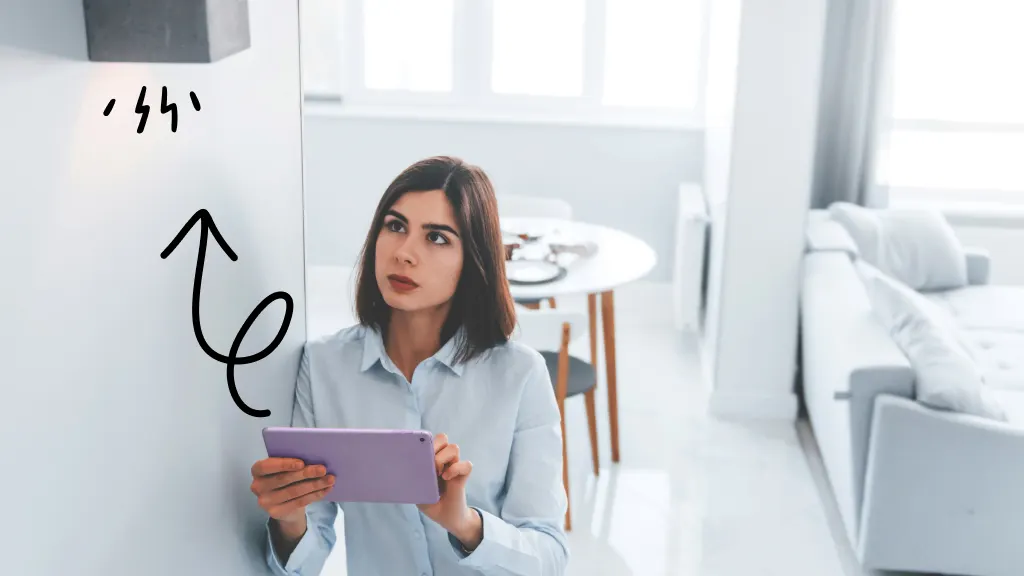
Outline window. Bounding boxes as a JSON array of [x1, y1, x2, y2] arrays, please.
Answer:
[[490, 0, 586, 97], [603, 0, 703, 109], [876, 0, 1024, 204], [302, 0, 707, 126], [362, 0, 454, 92]]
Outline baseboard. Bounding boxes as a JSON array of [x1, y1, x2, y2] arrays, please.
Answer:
[[795, 419, 866, 576], [709, 389, 800, 421], [697, 331, 716, 396]]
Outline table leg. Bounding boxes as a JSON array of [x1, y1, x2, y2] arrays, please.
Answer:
[[601, 290, 620, 463], [588, 293, 599, 366], [587, 293, 600, 475]]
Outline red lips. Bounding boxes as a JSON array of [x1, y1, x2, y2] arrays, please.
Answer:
[[387, 274, 419, 292]]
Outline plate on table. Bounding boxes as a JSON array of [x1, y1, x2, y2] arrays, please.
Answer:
[[506, 259, 566, 285], [549, 240, 598, 258], [502, 231, 523, 245], [501, 228, 544, 243]]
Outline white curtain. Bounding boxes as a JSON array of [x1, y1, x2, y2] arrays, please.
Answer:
[[810, 0, 894, 209]]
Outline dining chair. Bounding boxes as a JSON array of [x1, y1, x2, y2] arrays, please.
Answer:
[[497, 193, 574, 309], [512, 306, 599, 532]]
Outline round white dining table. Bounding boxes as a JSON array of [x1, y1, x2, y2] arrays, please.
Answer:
[[500, 217, 657, 300], [500, 216, 657, 464]]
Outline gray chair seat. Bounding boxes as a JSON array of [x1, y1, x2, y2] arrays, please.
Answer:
[[515, 297, 544, 305], [539, 351, 596, 398]]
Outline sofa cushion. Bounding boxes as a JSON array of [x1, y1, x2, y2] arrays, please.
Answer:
[[829, 202, 968, 291], [924, 285, 1024, 331], [988, 390, 1024, 424], [856, 261, 1008, 421], [960, 330, 1024, 392], [922, 285, 1024, 392], [805, 210, 859, 256]]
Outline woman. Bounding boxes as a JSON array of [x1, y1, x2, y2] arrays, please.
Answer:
[[249, 156, 570, 576]]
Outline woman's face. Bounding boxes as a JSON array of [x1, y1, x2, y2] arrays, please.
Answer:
[[375, 189, 464, 312]]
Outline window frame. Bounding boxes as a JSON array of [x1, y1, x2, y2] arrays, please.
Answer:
[[874, 0, 1024, 207], [302, 0, 710, 129]]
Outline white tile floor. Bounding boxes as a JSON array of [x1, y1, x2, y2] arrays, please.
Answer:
[[306, 270, 863, 575]]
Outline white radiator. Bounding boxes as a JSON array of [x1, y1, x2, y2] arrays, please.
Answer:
[[672, 183, 710, 333]]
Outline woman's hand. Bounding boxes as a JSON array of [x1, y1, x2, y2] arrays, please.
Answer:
[[417, 433, 483, 550], [250, 457, 336, 526]]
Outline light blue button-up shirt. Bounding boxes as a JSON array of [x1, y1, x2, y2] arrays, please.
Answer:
[[264, 323, 570, 576]]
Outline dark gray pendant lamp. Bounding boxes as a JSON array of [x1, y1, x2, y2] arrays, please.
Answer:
[[82, 0, 251, 62]]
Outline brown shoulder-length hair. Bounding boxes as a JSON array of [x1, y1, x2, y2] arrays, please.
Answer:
[[354, 155, 517, 364]]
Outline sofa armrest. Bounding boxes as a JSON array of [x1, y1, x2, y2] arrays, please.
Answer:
[[965, 247, 991, 285], [858, 395, 1024, 575], [800, 251, 916, 549], [805, 209, 859, 256], [801, 252, 915, 401]]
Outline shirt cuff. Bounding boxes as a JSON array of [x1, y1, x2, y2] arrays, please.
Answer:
[[452, 507, 515, 569], [265, 513, 319, 574], [448, 507, 480, 559]]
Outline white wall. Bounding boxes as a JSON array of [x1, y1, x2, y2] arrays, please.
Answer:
[[892, 203, 1024, 285], [700, 0, 743, 385], [952, 224, 1024, 285], [1, 1, 307, 574], [300, 110, 703, 282], [701, 0, 828, 420]]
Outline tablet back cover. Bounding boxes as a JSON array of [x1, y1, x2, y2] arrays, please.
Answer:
[[262, 427, 440, 504]]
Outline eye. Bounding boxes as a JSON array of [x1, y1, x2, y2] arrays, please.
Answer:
[[427, 231, 449, 245], [384, 219, 405, 233]]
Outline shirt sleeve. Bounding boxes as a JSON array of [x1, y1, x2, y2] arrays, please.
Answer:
[[264, 344, 341, 575], [452, 349, 571, 575]]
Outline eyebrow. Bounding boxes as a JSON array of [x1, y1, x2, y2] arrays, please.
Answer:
[[386, 209, 460, 238]]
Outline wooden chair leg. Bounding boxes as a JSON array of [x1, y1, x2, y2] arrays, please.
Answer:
[[601, 291, 620, 462], [555, 322, 572, 531], [584, 389, 599, 476], [548, 297, 557, 308], [586, 293, 600, 477], [588, 294, 598, 365], [523, 301, 541, 310], [560, 398, 571, 532]]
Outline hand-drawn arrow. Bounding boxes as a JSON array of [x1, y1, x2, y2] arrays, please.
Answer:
[[160, 209, 294, 418]]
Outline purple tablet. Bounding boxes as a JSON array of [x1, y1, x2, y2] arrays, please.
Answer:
[[262, 427, 440, 505]]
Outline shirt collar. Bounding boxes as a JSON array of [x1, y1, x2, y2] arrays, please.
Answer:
[[359, 325, 387, 372], [360, 324, 465, 377], [434, 327, 465, 376]]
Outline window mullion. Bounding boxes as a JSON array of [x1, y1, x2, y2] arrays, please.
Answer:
[[583, 0, 606, 112], [453, 0, 492, 110], [693, 0, 713, 122], [299, 0, 341, 98], [340, 0, 365, 101]]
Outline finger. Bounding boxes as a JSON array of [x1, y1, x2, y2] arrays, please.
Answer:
[[433, 433, 449, 454], [259, 474, 335, 510], [253, 464, 325, 494], [268, 484, 333, 518], [252, 464, 327, 494], [435, 444, 459, 471], [277, 474, 335, 502], [252, 458, 304, 478], [434, 444, 460, 475], [442, 460, 473, 481]]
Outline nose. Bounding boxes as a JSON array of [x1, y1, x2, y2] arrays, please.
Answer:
[[393, 234, 418, 266]]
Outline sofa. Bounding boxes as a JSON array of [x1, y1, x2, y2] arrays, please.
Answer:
[[800, 208, 1024, 576]]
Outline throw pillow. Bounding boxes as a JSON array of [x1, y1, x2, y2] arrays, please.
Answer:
[[829, 202, 968, 291], [855, 261, 1008, 421], [805, 211, 860, 257]]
